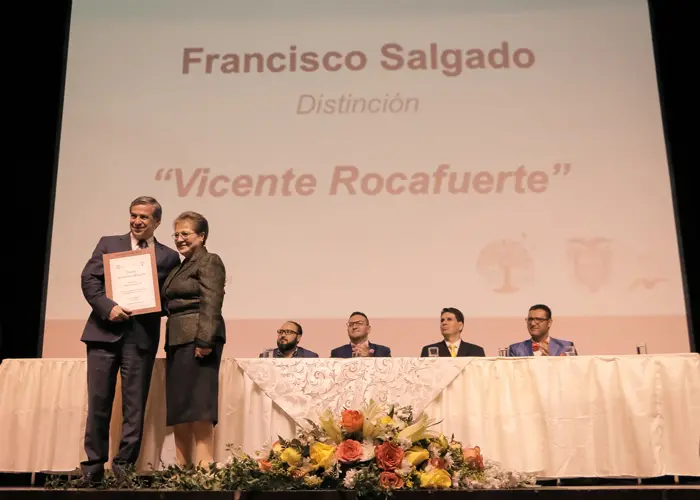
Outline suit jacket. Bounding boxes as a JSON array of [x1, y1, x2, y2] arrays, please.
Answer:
[[80, 233, 180, 353], [162, 246, 226, 348], [330, 342, 391, 358], [259, 346, 319, 358], [420, 340, 486, 357], [508, 337, 576, 357]]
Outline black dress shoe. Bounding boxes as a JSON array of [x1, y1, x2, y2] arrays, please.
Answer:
[[77, 472, 104, 487]]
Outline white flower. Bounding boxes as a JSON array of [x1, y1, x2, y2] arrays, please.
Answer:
[[451, 470, 462, 488], [395, 458, 413, 478], [397, 437, 413, 450], [361, 440, 375, 461], [444, 451, 454, 469], [460, 458, 538, 489], [428, 442, 441, 458], [255, 440, 273, 457], [343, 469, 359, 488], [395, 406, 412, 422]]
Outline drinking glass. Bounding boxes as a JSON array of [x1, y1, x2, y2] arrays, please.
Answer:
[[428, 347, 439, 358]]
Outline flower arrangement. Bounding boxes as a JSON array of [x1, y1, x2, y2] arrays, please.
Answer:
[[225, 400, 535, 493], [46, 401, 536, 494]]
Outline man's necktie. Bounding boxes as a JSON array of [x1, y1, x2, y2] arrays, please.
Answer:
[[449, 345, 456, 357], [138, 240, 148, 249]]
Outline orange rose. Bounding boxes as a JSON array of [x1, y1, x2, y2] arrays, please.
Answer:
[[375, 442, 405, 471], [340, 410, 364, 433], [257, 459, 272, 471], [336, 439, 364, 463], [463, 446, 484, 470], [429, 457, 446, 470], [379, 471, 405, 490]]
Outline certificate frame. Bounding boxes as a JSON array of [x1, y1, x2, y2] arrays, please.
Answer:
[[103, 247, 161, 315]]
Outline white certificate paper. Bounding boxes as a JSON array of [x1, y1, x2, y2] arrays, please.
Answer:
[[103, 247, 161, 315]]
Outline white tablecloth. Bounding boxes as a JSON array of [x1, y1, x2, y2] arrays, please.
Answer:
[[0, 354, 698, 478]]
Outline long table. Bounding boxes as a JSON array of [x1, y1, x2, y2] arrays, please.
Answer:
[[1, 354, 698, 478]]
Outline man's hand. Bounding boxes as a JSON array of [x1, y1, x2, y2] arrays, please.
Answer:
[[352, 343, 371, 357], [195, 347, 212, 358], [108, 305, 132, 322]]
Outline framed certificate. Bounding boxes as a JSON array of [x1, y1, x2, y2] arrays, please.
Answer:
[[103, 247, 161, 315]]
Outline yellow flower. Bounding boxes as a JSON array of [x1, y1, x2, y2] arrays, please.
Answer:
[[310, 442, 337, 469], [319, 409, 343, 444], [280, 447, 302, 467], [437, 434, 449, 451], [420, 468, 452, 489], [405, 446, 429, 466], [405, 479, 414, 488], [303, 476, 323, 487], [380, 416, 395, 426]]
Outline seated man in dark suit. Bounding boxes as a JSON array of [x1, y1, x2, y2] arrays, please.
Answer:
[[260, 321, 318, 358], [508, 304, 576, 356], [330, 311, 391, 358], [420, 307, 486, 357]]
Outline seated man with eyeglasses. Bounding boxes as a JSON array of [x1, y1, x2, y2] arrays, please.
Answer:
[[260, 321, 319, 358], [330, 311, 391, 358], [508, 304, 577, 356]]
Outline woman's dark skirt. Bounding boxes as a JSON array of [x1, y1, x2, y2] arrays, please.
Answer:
[[165, 341, 223, 427]]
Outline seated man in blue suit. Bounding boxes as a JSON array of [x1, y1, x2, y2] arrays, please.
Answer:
[[260, 321, 319, 358], [420, 307, 485, 357], [330, 312, 391, 358], [508, 304, 577, 356]]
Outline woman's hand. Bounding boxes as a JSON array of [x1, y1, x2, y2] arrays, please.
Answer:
[[195, 347, 212, 358]]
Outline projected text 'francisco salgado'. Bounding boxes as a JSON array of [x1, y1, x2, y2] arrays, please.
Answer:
[[154, 164, 573, 197], [181, 42, 536, 77]]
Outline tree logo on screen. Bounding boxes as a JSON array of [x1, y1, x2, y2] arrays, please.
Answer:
[[476, 236, 533, 293], [567, 238, 612, 293]]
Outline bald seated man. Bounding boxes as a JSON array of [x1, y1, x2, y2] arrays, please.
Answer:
[[260, 320, 319, 358]]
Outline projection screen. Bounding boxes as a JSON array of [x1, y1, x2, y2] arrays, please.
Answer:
[[43, 0, 690, 358]]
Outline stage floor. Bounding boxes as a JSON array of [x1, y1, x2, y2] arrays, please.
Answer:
[[0, 485, 698, 500]]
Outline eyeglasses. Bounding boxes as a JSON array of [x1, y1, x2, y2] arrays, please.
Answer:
[[172, 231, 196, 239], [525, 317, 549, 324], [347, 321, 368, 328], [277, 329, 298, 336]]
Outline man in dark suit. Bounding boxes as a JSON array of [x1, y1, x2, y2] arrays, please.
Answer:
[[79, 196, 180, 483], [420, 307, 486, 357], [508, 304, 577, 356], [330, 311, 391, 358], [259, 321, 319, 358]]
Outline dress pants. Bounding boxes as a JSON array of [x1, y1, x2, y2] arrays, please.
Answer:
[[81, 338, 155, 475]]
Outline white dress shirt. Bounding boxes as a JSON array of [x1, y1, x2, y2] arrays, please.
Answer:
[[130, 233, 155, 251], [444, 339, 462, 356]]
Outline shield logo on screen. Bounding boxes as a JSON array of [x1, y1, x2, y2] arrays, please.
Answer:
[[567, 238, 612, 293]]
